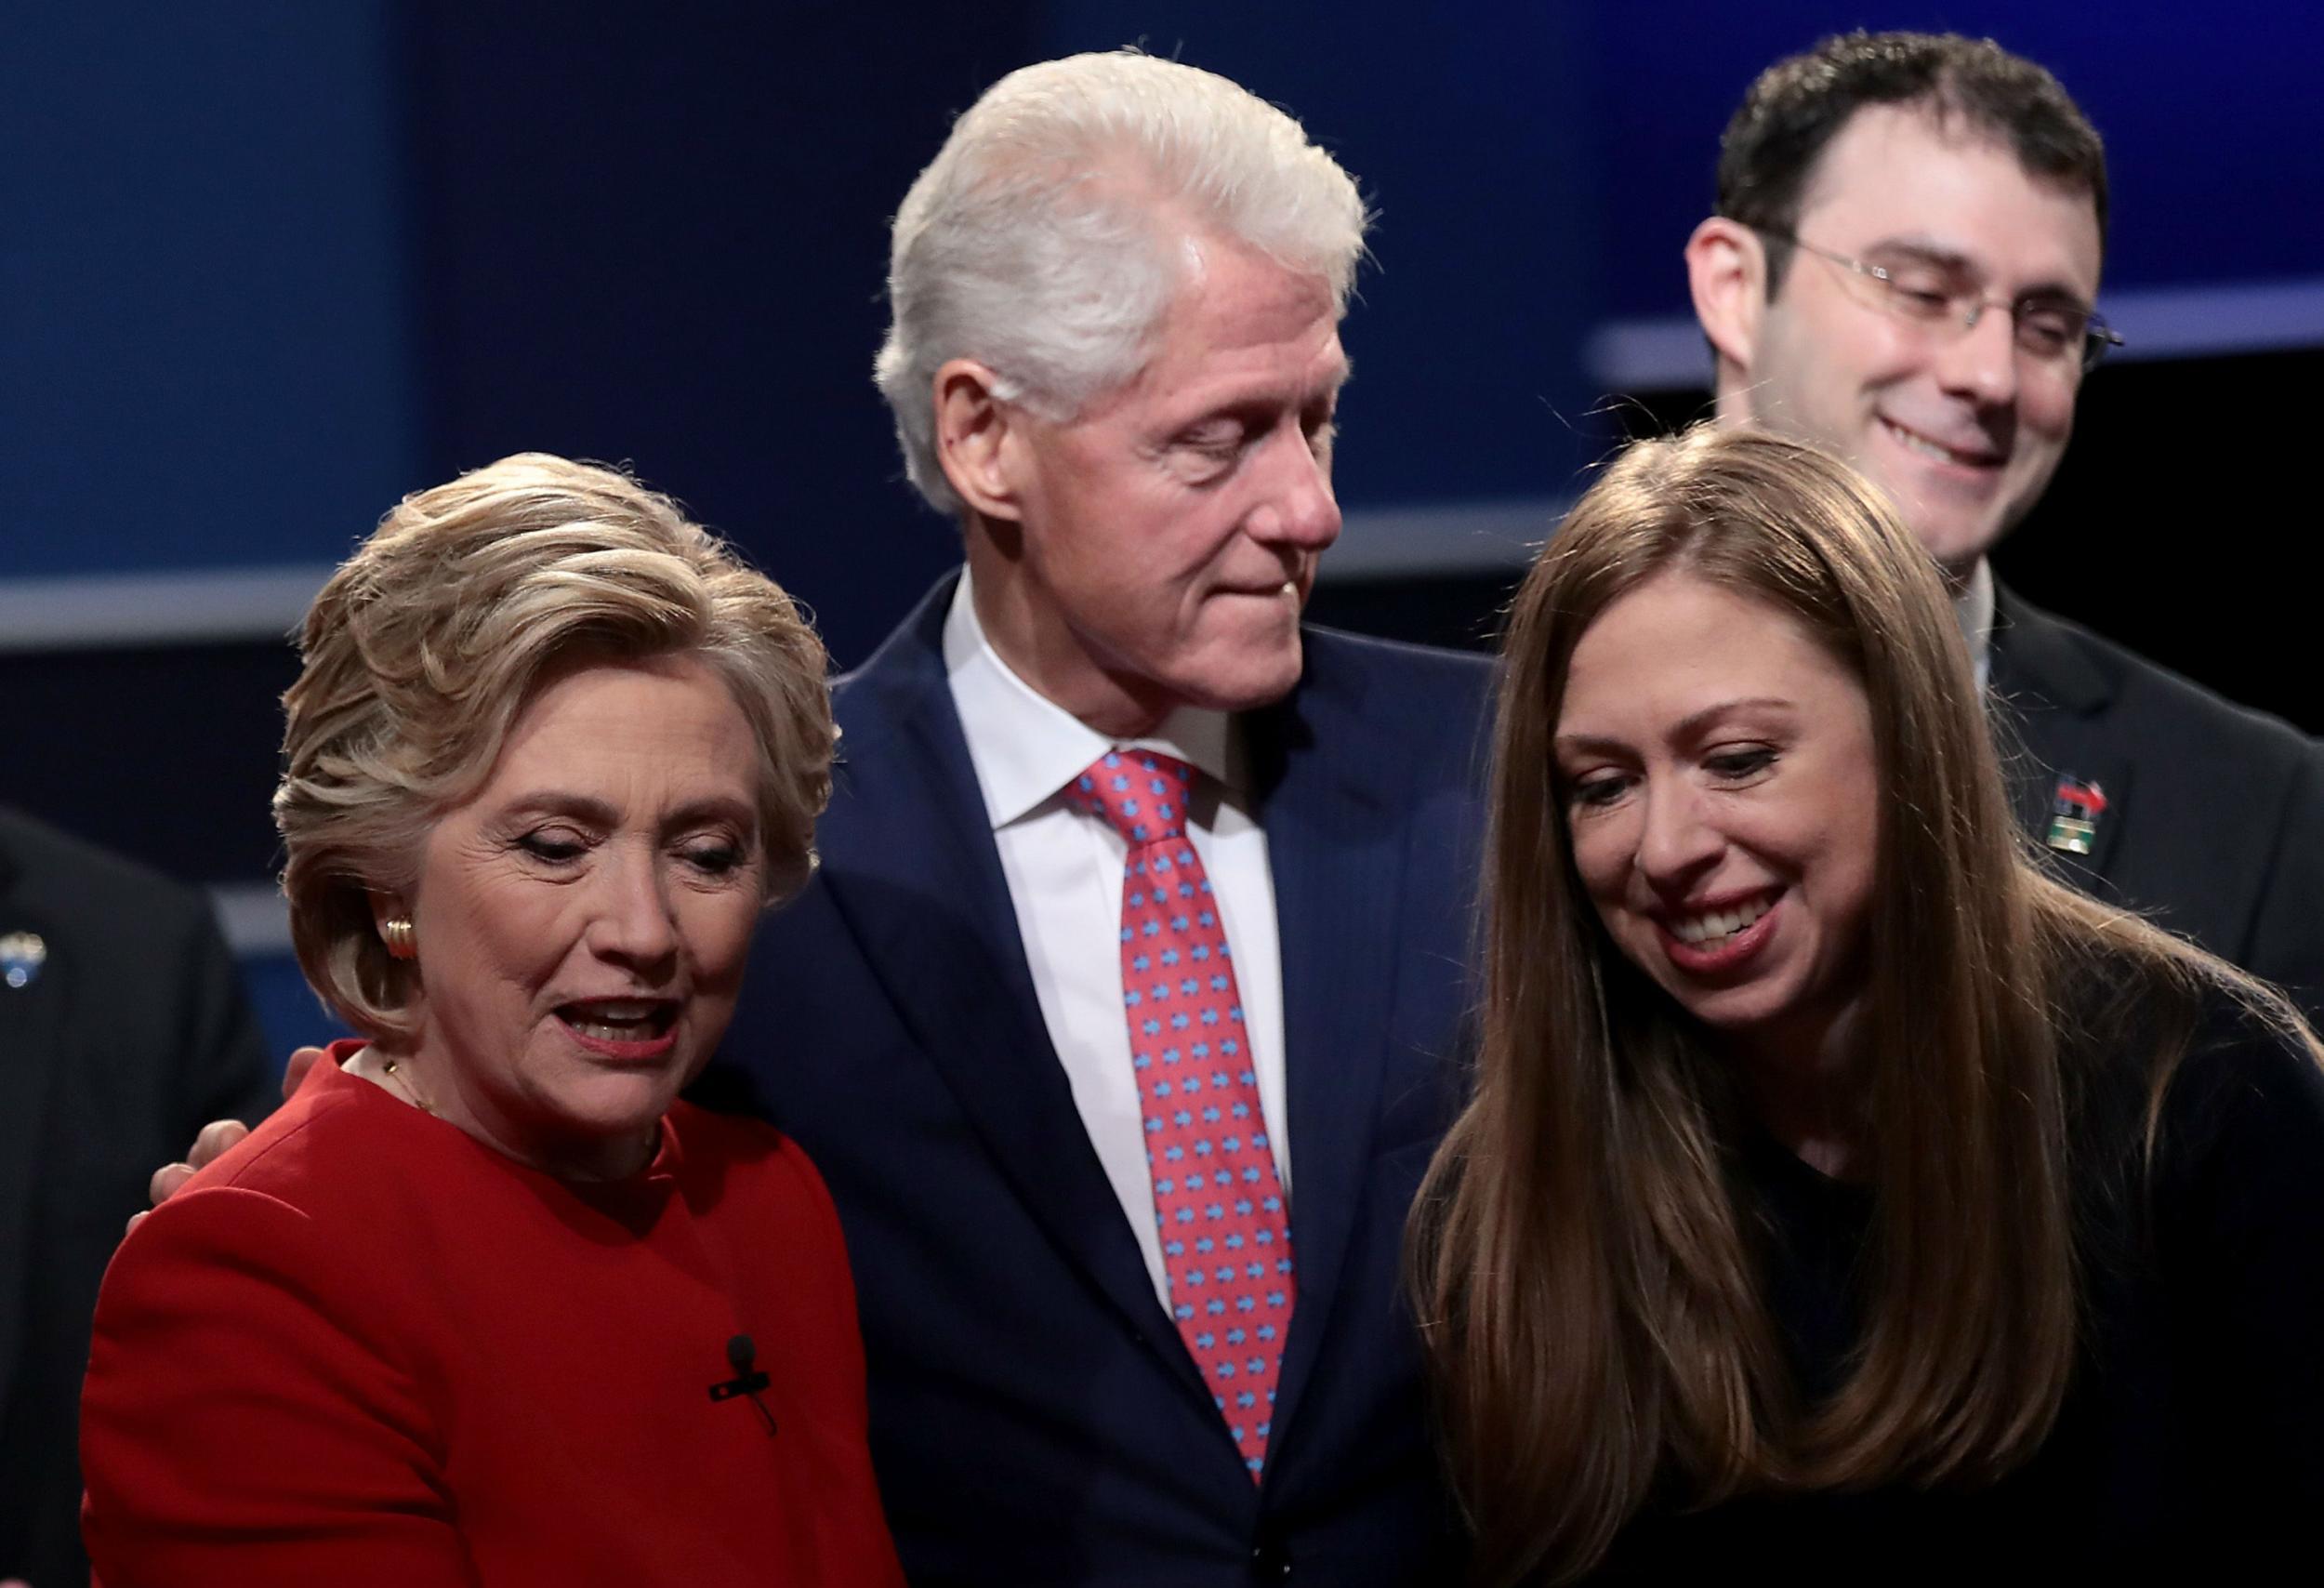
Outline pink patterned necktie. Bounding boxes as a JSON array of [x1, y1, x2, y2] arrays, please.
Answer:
[[1064, 749, 1295, 1480]]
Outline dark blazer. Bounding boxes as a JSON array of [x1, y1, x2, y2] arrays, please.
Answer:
[[1990, 588, 2324, 1018], [0, 806, 273, 1587], [707, 575, 1492, 1587]]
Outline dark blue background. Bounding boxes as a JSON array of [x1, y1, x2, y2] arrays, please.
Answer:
[[5, 3, 2318, 1054], [14, 3, 2312, 648]]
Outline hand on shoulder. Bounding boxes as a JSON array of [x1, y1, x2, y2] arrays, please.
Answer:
[[128, 1046, 327, 1234]]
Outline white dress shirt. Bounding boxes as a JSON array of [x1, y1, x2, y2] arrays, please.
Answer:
[[1957, 555, 1996, 689], [942, 572, 1291, 1308]]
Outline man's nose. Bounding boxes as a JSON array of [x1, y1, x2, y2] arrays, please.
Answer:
[[1932, 305, 2023, 409], [1245, 428, 1341, 552]]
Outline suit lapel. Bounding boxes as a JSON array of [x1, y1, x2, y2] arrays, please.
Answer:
[[816, 582, 1202, 1396], [1988, 587, 2133, 890], [1250, 655, 1407, 1445], [0, 842, 67, 1423]]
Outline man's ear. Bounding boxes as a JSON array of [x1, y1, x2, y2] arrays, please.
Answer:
[[933, 359, 1028, 523], [1685, 217, 1769, 389]]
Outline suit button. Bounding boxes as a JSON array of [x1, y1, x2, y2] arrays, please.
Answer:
[[1250, 1534, 1290, 1580]]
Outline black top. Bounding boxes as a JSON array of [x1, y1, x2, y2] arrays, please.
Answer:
[[1592, 984, 2324, 1583]]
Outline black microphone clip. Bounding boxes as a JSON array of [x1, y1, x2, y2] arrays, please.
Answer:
[[708, 1332, 777, 1436]]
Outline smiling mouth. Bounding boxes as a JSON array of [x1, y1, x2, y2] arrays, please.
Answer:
[[1882, 417, 2002, 469], [1665, 892, 1778, 947]]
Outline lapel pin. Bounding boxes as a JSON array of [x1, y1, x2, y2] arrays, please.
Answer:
[[2045, 776, 2107, 857], [1, 930, 46, 989]]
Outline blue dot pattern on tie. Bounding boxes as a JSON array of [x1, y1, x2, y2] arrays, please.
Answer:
[[1065, 748, 1296, 1481]]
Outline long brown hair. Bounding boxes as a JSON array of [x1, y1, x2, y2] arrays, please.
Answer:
[[1411, 428, 2295, 1583]]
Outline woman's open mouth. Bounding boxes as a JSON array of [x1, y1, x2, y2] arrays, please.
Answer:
[[557, 999, 680, 1060]]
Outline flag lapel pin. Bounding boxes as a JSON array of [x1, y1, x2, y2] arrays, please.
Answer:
[[2046, 776, 2107, 856]]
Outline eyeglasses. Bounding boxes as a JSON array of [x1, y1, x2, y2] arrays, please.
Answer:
[[1755, 228, 2124, 373]]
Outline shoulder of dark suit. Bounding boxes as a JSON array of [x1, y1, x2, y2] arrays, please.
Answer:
[[0, 803, 218, 937], [1993, 587, 2316, 773]]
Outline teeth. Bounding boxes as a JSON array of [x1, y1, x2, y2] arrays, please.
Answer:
[[570, 999, 660, 1020], [1671, 897, 1772, 946], [1886, 420, 1984, 465], [561, 1001, 669, 1041]]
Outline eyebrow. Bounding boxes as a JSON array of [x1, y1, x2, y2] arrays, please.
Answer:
[[1860, 238, 1976, 271], [1175, 352, 1353, 421], [1553, 696, 1797, 757], [498, 791, 759, 831], [501, 792, 619, 826], [1859, 238, 2095, 307]]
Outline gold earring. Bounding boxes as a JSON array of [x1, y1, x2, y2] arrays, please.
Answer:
[[381, 916, 417, 959]]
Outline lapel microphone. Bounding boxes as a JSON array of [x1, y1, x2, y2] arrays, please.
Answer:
[[708, 1332, 777, 1436]]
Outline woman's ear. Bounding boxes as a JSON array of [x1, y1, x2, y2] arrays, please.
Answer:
[[370, 893, 417, 960]]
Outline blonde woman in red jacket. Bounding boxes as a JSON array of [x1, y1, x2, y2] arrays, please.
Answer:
[[82, 455, 904, 1587]]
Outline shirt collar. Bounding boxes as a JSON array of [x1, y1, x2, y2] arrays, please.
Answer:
[[1954, 555, 1996, 688], [942, 568, 1237, 831]]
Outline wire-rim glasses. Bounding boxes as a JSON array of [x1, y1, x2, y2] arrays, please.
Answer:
[[1754, 227, 2124, 373]]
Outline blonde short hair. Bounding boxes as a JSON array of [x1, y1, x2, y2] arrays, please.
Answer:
[[275, 453, 834, 1040]]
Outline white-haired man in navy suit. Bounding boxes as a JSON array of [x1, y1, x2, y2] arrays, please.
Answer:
[[167, 49, 1488, 1587]]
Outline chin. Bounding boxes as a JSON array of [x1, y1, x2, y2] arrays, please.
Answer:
[[1918, 517, 2007, 573], [1646, 971, 1808, 1039], [1689, 997, 1795, 1036], [1200, 668, 1302, 714], [1190, 633, 1307, 713], [555, 1069, 682, 1136]]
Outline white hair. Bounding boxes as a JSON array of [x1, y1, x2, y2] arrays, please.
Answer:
[[874, 49, 1370, 516]]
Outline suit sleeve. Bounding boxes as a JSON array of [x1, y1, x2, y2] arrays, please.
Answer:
[[81, 1182, 478, 1588], [168, 886, 281, 1132], [2244, 739, 2324, 1027]]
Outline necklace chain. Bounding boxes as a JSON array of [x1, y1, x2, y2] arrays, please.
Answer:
[[382, 1057, 436, 1116]]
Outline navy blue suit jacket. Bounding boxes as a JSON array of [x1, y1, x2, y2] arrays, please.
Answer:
[[707, 576, 1491, 1586]]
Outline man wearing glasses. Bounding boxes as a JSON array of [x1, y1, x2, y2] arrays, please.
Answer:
[[1685, 30, 2324, 1015]]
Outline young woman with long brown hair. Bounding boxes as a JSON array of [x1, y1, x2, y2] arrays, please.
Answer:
[[1411, 427, 2324, 1582]]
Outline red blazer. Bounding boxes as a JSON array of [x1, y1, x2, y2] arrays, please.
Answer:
[[82, 1051, 905, 1587]]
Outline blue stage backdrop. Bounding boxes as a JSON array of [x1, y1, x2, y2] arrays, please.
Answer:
[[8, 3, 2318, 629], [4, 2, 2319, 1054]]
